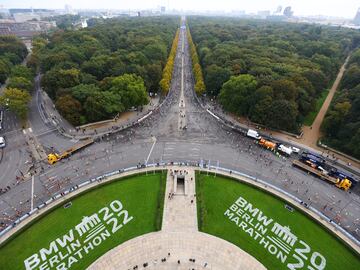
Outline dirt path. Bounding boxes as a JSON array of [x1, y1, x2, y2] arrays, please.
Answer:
[[299, 55, 350, 147]]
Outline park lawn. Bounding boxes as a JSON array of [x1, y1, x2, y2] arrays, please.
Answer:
[[0, 172, 166, 270], [303, 89, 329, 126], [196, 173, 360, 270]]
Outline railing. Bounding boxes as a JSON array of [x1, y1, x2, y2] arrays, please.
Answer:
[[1, 162, 359, 249]]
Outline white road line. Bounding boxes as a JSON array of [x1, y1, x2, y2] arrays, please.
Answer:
[[145, 137, 157, 164], [35, 128, 57, 137], [31, 175, 34, 211]]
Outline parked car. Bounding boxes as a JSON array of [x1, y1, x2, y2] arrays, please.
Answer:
[[0, 136, 5, 148]]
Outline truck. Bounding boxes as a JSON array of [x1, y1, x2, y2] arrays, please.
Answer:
[[247, 129, 261, 140], [47, 138, 94, 165], [329, 169, 357, 187], [301, 152, 326, 166], [258, 138, 276, 151], [278, 144, 293, 156], [292, 160, 352, 191]]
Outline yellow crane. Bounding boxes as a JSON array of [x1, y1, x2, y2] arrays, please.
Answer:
[[292, 160, 352, 191], [48, 138, 94, 165]]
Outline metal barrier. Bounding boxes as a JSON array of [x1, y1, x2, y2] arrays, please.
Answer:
[[1, 162, 359, 249]]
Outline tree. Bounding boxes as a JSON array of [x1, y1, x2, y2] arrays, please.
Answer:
[[84, 92, 124, 122], [71, 84, 101, 103], [11, 65, 34, 81], [302, 69, 328, 95], [205, 64, 231, 96], [341, 65, 360, 90], [144, 63, 162, 92], [218, 74, 257, 115], [267, 100, 298, 131], [109, 74, 148, 109], [143, 43, 167, 62], [0, 58, 11, 84], [0, 88, 31, 120], [55, 95, 82, 125], [8, 76, 33, 92], [271, 79, 298, 101], [41, 68, 80, 98]]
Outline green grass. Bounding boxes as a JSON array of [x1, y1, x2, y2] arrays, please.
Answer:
[[303, 89, 329, 126], [0, 172, 166, 270], [196, 173, 360, 270]]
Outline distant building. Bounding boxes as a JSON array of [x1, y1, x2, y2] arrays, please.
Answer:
[[13, 13, 41, 22], [161, 6, 166, 13], [283, 6, 293, 17], [0, 20, 55, 38], [354, 8, 360, 25]]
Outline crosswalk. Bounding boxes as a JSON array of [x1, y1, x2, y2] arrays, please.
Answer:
[[162, 141, 201, 162]]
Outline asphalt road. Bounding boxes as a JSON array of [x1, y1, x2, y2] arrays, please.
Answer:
[[0, 20, 359, 242]]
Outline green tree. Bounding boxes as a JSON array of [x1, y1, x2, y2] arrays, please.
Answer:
[[8, 76, 33, 92], [41, 68, 80, 98], [55, 95, 83, 125], [205, 64, 231, 96], [219, 74, 257, 115], [109, 74, 148, 109], [71, 84, 101, 103], [341, 65, 360, 90], [0, 88, 31, 120], [11, 65, 34, 81], [0, 58, 11, 84], [248, 85, 274, 123], [84, 92, 124, 122], [271, 79, 298, 101], [268, 100, 298, 131]]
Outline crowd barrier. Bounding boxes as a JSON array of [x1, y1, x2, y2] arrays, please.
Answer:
[[1, 162, 359, 249]]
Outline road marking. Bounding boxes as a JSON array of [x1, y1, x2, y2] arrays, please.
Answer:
[[35, 128, 57, 137], [31, 175, 34, 211], [145, 136, 157, 164]]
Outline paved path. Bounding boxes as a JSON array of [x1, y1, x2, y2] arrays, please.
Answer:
[[88, 167, 266, 270], [299, 56, 350, 148]]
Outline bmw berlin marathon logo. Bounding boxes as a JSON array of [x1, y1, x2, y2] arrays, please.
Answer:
[[224, 196, 327, 270], [24, 200, 133, 270]]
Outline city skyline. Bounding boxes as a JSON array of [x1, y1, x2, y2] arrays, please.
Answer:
[[0, 0, 359, 18]]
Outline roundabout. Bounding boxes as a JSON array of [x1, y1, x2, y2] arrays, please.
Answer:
[[0, 166, 359, 270], [0, 17, 360, 270]]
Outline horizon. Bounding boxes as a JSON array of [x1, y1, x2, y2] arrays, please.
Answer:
[[0, 0, 359, 19]]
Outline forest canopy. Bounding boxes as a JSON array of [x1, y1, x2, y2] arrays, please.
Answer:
[[188, 17, 360, 133], [34, 16, 179, 125], [322, 47, 360, 159], [0, 36, 28, 84]]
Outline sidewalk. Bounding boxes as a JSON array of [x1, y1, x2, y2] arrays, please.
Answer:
[[88, 166, 265, 270]]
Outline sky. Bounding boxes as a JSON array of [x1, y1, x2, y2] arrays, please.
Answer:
[[0, 0, 359, 18]]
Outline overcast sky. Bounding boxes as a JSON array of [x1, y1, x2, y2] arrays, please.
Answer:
[[1, 0, 359, 18]]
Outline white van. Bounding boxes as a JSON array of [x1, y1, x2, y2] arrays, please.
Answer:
[[0, 137, 5, 148], [246, 129, 261, 140]]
